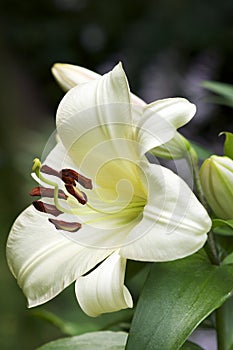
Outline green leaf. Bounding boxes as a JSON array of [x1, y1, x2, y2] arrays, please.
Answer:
[[126, 251, 233, 350], [222, 251, 233, 265], [202, 81, 233, 107], [36, 331, 127, 350], [215, 235, 233, 262], [212, 219, 233, 236], [221, 132, 233, 160], [180, 340, 204, 350]]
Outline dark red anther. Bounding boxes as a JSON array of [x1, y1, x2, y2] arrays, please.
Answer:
[[61, 176, 76, 186], [49, 218, 82, 232], [32, 200, 63, 217], [40, 165, 60, 177], [61, 169, 93, 189], [30, 186, 68, 200], [65, 184, 87, 205]]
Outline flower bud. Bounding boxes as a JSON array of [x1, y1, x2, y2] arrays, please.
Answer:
[[200, 155, 233, 219], [51, 63, 99, 91]]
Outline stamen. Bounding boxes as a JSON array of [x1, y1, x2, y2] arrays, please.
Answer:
[[33, 200, 63, 217], [38, 162, 92, 189], [65, 184, 87, 205], [31, 159, 93, 216], [61, 169, 93, 189], [40, 165, 60, 177], [30, 186, 68, 200], [49, 218, 82, 232], [61, 175, 76, 186]]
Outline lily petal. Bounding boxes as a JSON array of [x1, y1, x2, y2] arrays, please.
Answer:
[[120, 162, 211, 261], [42, 139, 77, 171], [56, 62, 131, 130], [75, 251, 133, 317], [146, 98, 196, 129], [52, 62, 146, 106], [6, 206, 112, 307], [137, 98, 196, 154], [56, 63, 141, 183]]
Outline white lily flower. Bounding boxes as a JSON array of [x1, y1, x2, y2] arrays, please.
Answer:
[[7, 63, 211, 317]]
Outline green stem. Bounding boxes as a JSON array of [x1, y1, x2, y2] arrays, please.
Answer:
[[204, 230, 220, 266], [188, 148, 229, 349], [216, 306, 225, 350], [189, 148, 208, 209], [188, 147, 220, 265]]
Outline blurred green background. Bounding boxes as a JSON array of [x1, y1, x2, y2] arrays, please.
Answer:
[[1, 0, 233, 349]]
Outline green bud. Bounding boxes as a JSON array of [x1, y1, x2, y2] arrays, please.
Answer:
[[200, 155, 233, 219], [149, 132, 191, 160]]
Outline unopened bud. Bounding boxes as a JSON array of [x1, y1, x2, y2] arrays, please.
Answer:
[[51, 63, 99, 91], [200, 155, 233, 219]]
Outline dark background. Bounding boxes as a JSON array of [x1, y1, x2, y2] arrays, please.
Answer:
[[1, 1, 233, 349]]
